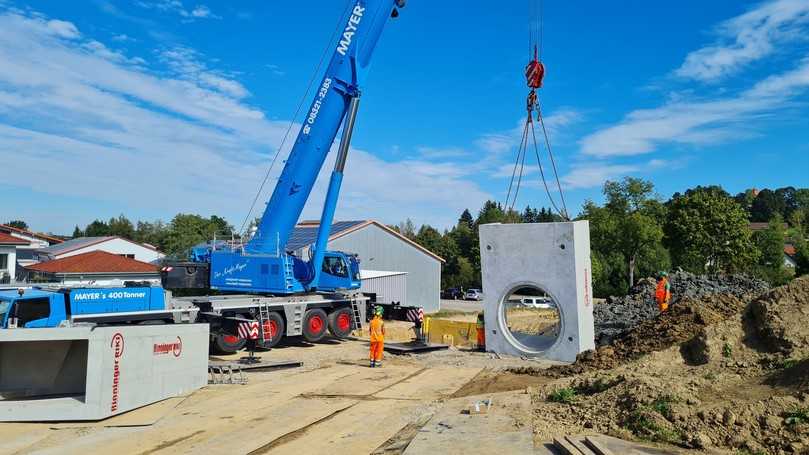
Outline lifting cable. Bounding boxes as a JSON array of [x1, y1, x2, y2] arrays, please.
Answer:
[[504, 0, 569, 220], [238, 0, 356, 239]]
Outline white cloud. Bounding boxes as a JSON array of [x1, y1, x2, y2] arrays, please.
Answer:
[[416, 146, 469, 159], [190, 5, 213, 18], [0, 9, 489, 232], [581, 57, 809, 157], [46, 19, 80, 39], [676, 0, 809, 82], [474, 108, 583, 157], [159, 47, 249, 99], [112, 34, 134, 42], [136, 1, 219, 21]]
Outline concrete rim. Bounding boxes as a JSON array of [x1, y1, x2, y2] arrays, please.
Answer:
[[496, 280, 565, 355]]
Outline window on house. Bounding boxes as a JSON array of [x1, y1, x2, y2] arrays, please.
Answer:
[[0, 253, 7, 270]]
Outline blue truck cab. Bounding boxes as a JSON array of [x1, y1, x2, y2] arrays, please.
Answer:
[[0, 286, 166, 328]]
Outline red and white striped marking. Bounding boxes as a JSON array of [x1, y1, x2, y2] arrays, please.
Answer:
[[238, 321, 259, 340]]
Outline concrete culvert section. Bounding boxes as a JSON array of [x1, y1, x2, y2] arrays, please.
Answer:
[[502, 286, 561, 353]]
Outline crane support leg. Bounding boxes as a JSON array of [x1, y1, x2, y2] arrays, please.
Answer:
[[309, 96, 361, 290]]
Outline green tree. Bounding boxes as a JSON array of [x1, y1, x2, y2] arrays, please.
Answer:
[[396, 219, 417, 240], [108, 215, 135, 239], [793, 238, 809, 277], [599, 177, 667, 287], [734, 189, 757, 218], [84, 219, 110, 237], [458, 209, 474, 227], [751, 189, 786, 222], [414, 225, 444, 257], [5, 220, 28, 230], [162, 214, 233, 258], [71, 225, 83, 238], [665, 188, 758, 273], [752, 215, 790, 285], [134, 220, 168, 247]]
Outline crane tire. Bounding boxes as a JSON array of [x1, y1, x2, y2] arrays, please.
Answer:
[[256, 312, 285, 349], [328, 307, 354, 339], [302, 308, 328, 343], [211, 334, 246, 354]]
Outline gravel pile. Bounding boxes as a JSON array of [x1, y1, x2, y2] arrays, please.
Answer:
[[594, 270, 769, 345]]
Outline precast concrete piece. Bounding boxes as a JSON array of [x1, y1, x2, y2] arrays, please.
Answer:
[[479, 221, 594, 362], [0, 324, 209, 421]]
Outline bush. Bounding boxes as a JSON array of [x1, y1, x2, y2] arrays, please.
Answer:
[[547, 388, 577, 404]]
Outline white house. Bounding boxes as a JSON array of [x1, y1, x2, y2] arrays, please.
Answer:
[[0, 232, 28, 283], [0, 224, 63, 268], [35, 236, 164, 264]]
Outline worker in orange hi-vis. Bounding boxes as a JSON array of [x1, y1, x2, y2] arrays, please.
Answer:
[[476, 312, 486, 352], [369, 306, 385, 368], [655, 271, 671, 313]]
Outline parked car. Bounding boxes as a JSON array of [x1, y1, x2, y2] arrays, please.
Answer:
[[440, 288, 463, 300], [464, 289, 483, 301], [519, 296, 555, 309]]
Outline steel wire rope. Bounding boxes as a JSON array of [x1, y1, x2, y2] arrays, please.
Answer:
[[505, 120, 530, 210], [536, 100, 569, 219]]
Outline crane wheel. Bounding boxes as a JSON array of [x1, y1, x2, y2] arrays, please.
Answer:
[[211, 333, 246, 354], [257, 312, 285, 349], [302, 308, 328, 343], [328, 307, 354, 339]]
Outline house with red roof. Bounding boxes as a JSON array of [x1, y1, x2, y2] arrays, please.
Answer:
[[25, 250, 160, 285], [34, 236, 164, 265], [0, 224, 63, 272]]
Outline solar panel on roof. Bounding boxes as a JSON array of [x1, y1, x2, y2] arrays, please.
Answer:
[[286, 221, 365, 251]]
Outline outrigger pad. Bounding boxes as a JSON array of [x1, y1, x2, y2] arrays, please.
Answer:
[[384, 342, 449, 354]]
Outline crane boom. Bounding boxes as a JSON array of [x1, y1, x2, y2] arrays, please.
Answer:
[[247, 1, 398, 255], [168, 0, 404, 296]]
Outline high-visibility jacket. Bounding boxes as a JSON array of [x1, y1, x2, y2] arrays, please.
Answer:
[[655, 278, 671, 303], [369, 316, 385, 342]]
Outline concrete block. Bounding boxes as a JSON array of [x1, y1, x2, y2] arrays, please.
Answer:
[[0, 324, 209, 421], [479, 221, 594, 362]]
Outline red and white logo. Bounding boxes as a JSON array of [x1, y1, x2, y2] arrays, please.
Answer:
[[238, 321, 259, 340], [153, 336, 183, 357]]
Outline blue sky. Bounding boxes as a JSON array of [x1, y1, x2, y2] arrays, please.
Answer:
[[1, 0, 807, 234]]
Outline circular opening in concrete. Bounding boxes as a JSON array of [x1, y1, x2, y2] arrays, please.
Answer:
[[501, 285, 561, 353]]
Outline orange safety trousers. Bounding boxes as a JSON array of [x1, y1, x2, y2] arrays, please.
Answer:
[[370, 341, 384, 361], [369, 317, 385, 362], [476, 327, 485, 348]]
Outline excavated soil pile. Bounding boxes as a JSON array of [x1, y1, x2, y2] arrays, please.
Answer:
[[528, 276, 809, 454], [594, 270, 769, 345], [535, 293, 747, 377]]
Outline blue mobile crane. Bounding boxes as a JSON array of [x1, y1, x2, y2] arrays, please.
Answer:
[[164, 0, 405, 297]]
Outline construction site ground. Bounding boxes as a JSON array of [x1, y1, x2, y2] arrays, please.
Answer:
[[2, 275, 808, 454]]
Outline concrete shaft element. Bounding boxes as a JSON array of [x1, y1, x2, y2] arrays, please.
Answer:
[[0, 324, 209, 421], [479, 221, 594, 362]]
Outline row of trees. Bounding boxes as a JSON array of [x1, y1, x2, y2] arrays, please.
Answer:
[[398, 181, 809, 296], [9, 182, 807, 298]]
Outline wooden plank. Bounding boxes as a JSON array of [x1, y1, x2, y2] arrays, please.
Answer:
[[565, 435, 594, 455], [553, 435, 584, 455], [584, 435, 615, 455]]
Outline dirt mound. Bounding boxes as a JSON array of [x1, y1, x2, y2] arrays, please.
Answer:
[[532, 293, 746, 377], [525, 277, 809, 454], [595, 270, 769, 345], [747, 276, 809, 358]]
